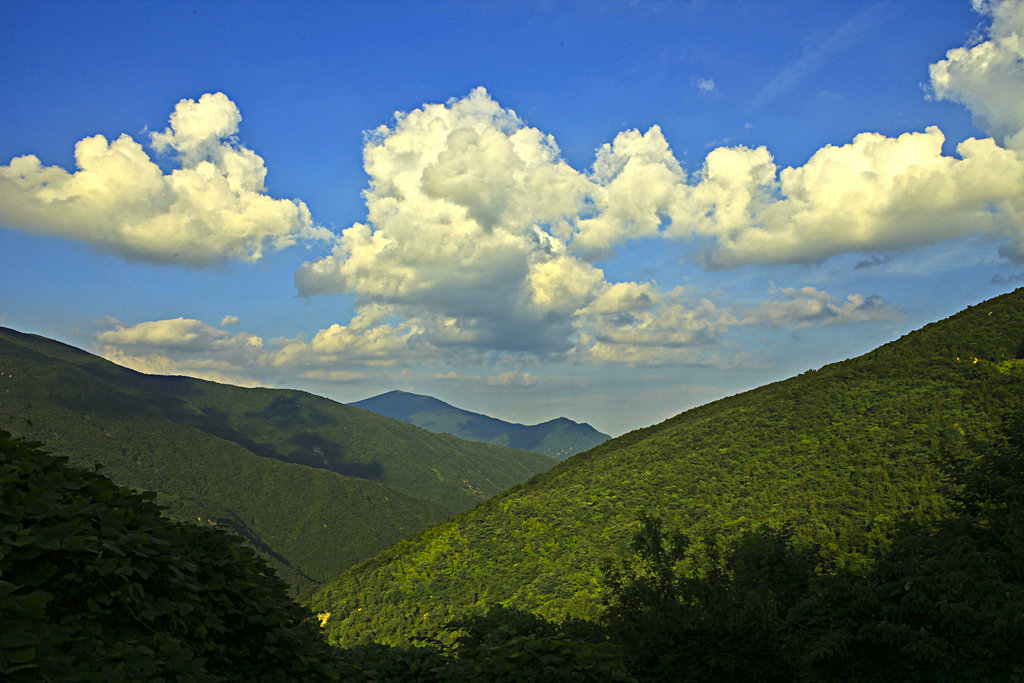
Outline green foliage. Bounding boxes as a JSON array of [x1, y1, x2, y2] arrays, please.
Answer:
[[0, 326, 555, 594], [332, 643, 449, 682], [585, 413, 1024, 682], [792, 413, 1024, 682], [0, 429, 341, 682], [326, 606, 634, 682], [309, 288, 1024, 645], [601, 514, 818, 682], [327, 606, 633, 682], [444, 606, 632, 682]]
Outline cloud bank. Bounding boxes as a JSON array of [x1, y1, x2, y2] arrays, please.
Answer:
[[288, 1, 1023, 365], [48, 1, 1024, 375], [0, 93, 329, 265], [292, 89, 826, 364]]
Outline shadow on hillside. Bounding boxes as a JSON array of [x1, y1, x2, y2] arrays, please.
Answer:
[[287, 432, 385, 481], [183, 404, 386, 483]]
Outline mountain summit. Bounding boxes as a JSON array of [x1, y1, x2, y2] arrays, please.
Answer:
[[350, 390, 610, 459]]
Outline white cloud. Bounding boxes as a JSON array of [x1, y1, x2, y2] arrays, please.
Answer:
[[100, 349, 264, 387], [568, 2, 1024, 266], [86, 1, 1020, 373], [308, 59, 1024, 334], [679, 127, 1024, 267], [294, 87, 605, 355], [0, 92, 329, 265], [297, 369, 370, 382], [292, 89, 751, 360], [270, 304, 425, 368], [95, 314, 400, 385], [430, 370, 481, 381], [572, 125, 685, 258], [742, 284, 898, 328], [294, 41, 1024, 362], [572, 292, 736, 365], [95, 316, 265, 384], [486, 370, 537, 387], [97, 316, 262, 350], [930, 0, 1024, 149], [694, 77, 716, 92]]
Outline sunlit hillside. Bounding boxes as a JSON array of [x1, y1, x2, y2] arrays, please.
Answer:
[[308, 288, 1024, 645]]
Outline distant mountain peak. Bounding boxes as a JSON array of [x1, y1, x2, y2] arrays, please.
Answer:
[[350, 391, 609, 459]]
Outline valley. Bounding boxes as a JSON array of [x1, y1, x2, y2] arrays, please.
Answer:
[[0, 328, 556, 594]]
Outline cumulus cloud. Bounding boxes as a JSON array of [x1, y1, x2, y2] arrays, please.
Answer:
[[742, 284, 898, 328], [269, 304, 425, 368], [294, 88, 748, 361], [95, 311, 427, 387], [572, 290, 737, 365], [280, 0, 1024, 366], [97, 316, 262, 350], [486, 370, 537, 387], [680, 127, 1024, 267], [296, 369, 370, 382], [431, 370, 481, 381], [295, 87, 606, 356], [295, 41, 1024, 361], [560, 0, 1024, 267], [0, 92, 329, 265], [95, 316, 265, 384], [693, 77, 716, 92], [930, 0, 1024, 149], [557, 121, 1024, 267]]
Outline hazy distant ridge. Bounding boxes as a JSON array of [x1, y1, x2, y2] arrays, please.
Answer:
[[350, 390, 610, 459]]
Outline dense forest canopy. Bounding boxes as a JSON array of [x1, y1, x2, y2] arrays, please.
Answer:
[[308, 288, 1024, 647]]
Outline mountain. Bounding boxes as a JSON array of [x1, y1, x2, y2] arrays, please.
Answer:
[[0, 327, 556, 594], [307, 288, 1024, 646], [350, 390, 610, 459]]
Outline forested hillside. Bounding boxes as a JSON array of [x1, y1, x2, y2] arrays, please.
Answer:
[[0, 429, 346, 681], [308, 288, 1024, 646], [352, 389, 610, 459], [0, 328, 555, 593]]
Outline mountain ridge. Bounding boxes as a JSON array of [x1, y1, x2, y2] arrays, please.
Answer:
[[350, 389, 610, 459], [308, 288, 1024, 645], [0, 327, 557, 594]]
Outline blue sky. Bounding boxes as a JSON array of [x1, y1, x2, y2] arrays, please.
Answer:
[[2, 0, 1023, 436]]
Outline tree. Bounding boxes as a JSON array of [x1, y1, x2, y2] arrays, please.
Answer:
[[793, 413, 1024, 681], [443, 605, 633, 682], [601, 512, 819, 682], [0, 428, 341, 682]]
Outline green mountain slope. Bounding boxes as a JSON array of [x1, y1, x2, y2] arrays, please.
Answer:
[[351, 390, 610, 459], [308, 288, 1024, 645], [0, 327, 556, 593]]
